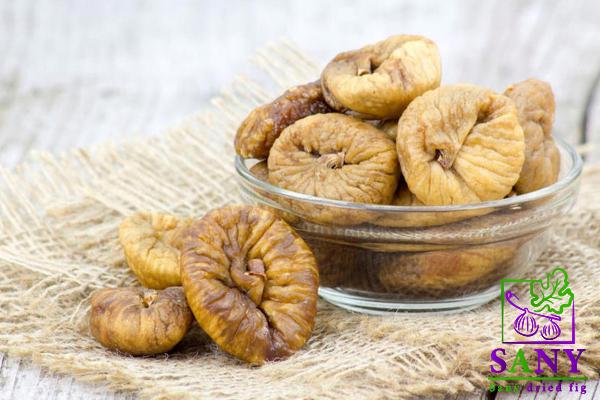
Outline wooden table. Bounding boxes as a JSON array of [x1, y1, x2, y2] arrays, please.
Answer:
[[0, 1, 598, 398]]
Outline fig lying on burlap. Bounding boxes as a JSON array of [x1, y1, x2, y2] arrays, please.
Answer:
[[504, 78, 560, 194], [396, 84, 525, 206], [235, 80, 332, 159], [180, 205, 319, 365], [119, 212, 191, 289], [321, 35, 441, 119], [90, 287, 193, 355]]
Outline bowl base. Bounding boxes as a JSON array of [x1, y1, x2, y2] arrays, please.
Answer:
[[319, 286, 500, 315]]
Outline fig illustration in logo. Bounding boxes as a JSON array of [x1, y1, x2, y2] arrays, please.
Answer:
[[540, 319, 561, 340], [514, 308, 539, 337]]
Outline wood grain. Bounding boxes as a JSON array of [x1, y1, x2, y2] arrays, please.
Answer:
[[0, 0, 598, 399]]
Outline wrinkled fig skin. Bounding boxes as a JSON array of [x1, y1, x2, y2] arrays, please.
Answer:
[[373, 181, 489, 228], [310, 239, 519, 298], [397, 84, 525, 206], [307, 240, 371, 290], [268, 113, 399, 205], [249, 161, 301, 225], [235, 81, 333, 159], [119, 213, 191, 289], [504, 79, 560, 194], [180, 205, 319, 365], [250, 161, 269, 181], [90, 287, 193, 355], [389, 181, 424, 207], [321, 35, 441, 119], [376, 120, 398, 141], [373, 245, 517, 292]]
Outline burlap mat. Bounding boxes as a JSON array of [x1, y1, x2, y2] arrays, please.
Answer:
[[0, 42, 599, 399]]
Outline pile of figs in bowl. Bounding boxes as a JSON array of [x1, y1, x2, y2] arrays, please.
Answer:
[[234, 35, 582, 313]]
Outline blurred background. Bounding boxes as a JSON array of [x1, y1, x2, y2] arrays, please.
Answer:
[[0, 0, 599, 167]]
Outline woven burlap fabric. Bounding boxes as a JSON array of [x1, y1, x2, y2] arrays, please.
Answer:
[[0, 42, 599, 399]]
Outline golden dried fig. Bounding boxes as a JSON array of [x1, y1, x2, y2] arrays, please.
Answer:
[[396, 84, 525, 205], [249, 160, 269, 181], [321, 35, 441, 119], [90, 287, 192, 355], [180, 205, 319, 365], [268, 113, 399, 205], [389, 182, 423, 207], [373, 244, 517, 293], [119, 212, 191, 289], [235, 81, 332, 159], [373, 181, 488, 228], [504, 79, 560, 194], [248, 161, 301, 225], [307, 240, 372, 290], [376, 120, 398, 141]]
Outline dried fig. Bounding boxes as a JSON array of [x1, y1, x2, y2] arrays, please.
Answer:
[[248, 161, 301, 225], [389, 181, 423, 207], [321, 35, 441, 119], [376, 120, 398, 141], [372, 244, 517, 294], [235, 81, 332, 159], [119, 212, 191, 289], [373, 180, 488, 228], [268, 113, 399, 205], [90, 287, 192, 355], [396, 84, 525, 205], [307, 240, 372, 291], [180, 205, 319, 365], [249, 160, 269, 181], [504, 79, 560, 194]]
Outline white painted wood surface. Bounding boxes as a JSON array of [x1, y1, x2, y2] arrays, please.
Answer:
[[0, 1, 598, 399]]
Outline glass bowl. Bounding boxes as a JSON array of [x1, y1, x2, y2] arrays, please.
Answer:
[[235, 139, 582, 314]]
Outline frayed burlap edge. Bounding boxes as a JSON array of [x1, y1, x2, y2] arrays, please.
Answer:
[[0, 41, 599, 399]]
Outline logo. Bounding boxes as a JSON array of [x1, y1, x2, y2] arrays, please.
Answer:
[[488, 267, 587, 396], [502, 267, 574, 344]]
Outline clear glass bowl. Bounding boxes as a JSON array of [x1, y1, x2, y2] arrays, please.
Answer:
[[235, 139, 582, 314]]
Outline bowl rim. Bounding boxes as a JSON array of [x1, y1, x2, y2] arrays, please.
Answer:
[[234, 137, 583, 213]]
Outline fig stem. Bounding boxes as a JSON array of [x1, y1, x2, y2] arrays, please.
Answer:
[[505, 291, 561, 321], [247, 259, 266, 279], [141, 291, 157, 308], [356, 55, 372, 76], [436, 149, 456, 169], [318, 152, 345, 169]]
